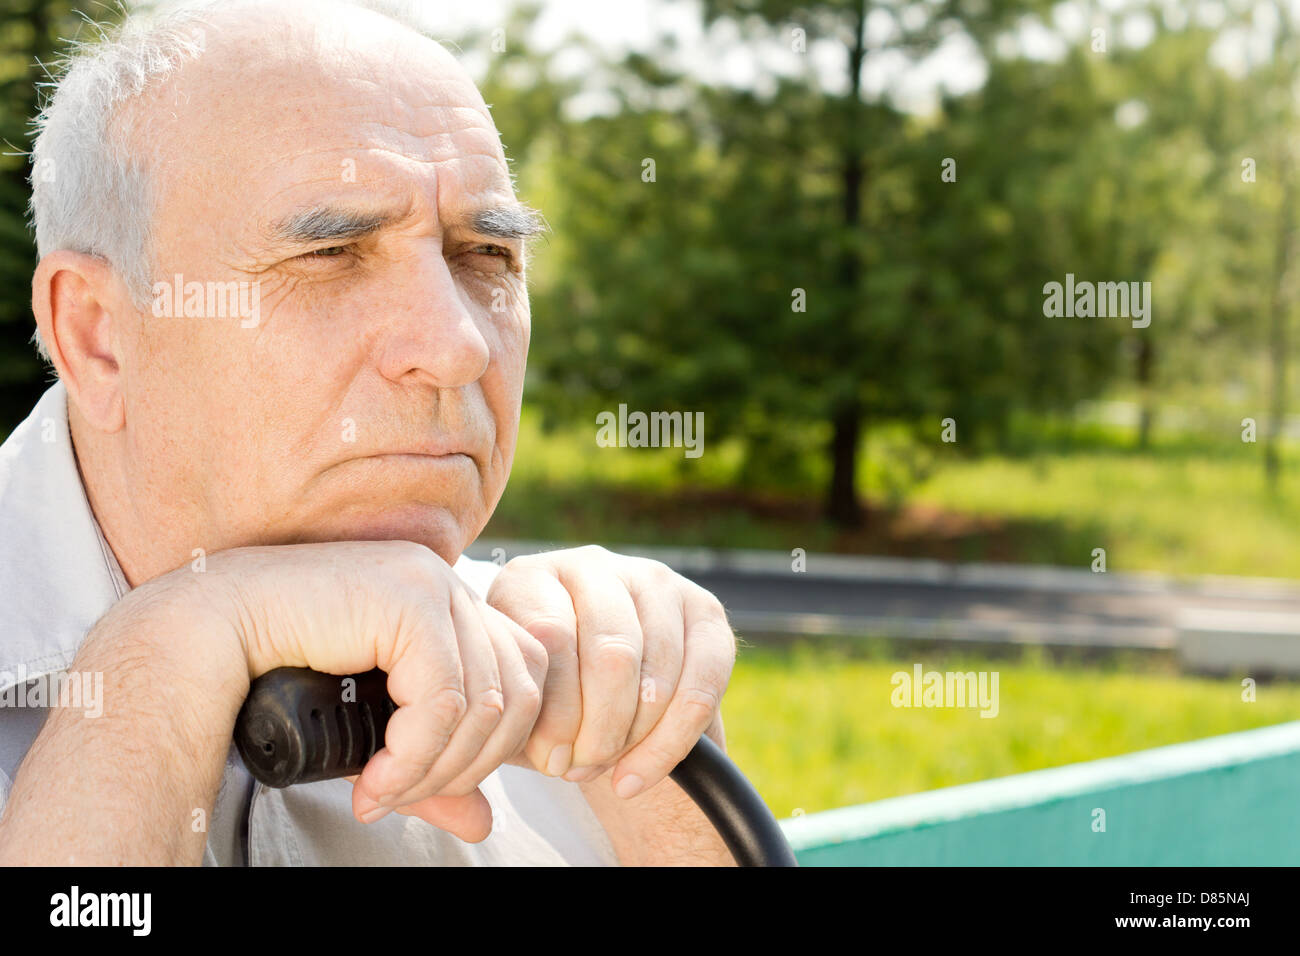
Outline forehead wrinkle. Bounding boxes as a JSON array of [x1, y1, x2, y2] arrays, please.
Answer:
[[141, 26, 501, 203], [164, 82, 513, 258], [347, 109, 506, 175], [233, 103, 506, 193]]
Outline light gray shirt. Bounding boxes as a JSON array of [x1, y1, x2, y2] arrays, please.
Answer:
[[0, 381, 618, 866]]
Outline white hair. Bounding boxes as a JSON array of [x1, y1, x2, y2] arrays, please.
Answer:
[[27, 0, 438, 365]]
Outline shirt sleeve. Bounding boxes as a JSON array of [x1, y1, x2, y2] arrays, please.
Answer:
[[452, 552, 505, 600]]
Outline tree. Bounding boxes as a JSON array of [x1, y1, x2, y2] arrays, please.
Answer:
[[694, 0, 1053, 523]]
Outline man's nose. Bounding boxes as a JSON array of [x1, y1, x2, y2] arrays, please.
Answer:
[[376, 250, 491, 388]]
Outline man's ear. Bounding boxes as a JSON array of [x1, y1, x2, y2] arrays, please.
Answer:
[[32, 250, 133, 433]]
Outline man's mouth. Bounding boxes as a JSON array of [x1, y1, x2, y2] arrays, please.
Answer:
[[365, 452, 472, 464], [369, 439, 474, 458]]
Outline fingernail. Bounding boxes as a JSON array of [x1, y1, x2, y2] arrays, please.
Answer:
[[614, 774, 644, 799], [360, 805, 393, 824], [545, 744, 572, 777], [563, 766, 601, 783]]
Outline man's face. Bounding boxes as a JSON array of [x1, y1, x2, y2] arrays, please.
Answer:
[[117, 9, 532, 564]]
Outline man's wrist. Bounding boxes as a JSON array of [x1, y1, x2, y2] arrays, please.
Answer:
[[84, 569, 252, 734], [0, 579, 248, 865]]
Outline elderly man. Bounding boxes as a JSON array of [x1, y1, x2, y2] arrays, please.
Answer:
[[0, 0, 735, 866]]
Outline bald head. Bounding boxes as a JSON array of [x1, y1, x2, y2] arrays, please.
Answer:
[[30, 0, 540, 585]]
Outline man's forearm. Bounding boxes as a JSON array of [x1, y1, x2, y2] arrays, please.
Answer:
[[578, 722, 735, 867], [579, 772, 734, 866], [0, 590, 247, 865]]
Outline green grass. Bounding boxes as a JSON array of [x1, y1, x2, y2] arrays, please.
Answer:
[[487, 406, 1300, 578], [723, 641, 1300, 818], [908, 451, 1300, 577]]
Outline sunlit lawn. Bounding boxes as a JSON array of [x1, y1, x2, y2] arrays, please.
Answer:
[[910, 452, 1300, 578], [724, 642, 1300, 818], [488, 407, 1300, 579]]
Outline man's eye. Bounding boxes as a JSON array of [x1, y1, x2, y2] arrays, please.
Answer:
[[304, 246, 350, 258], [463, 244, 515, 275]]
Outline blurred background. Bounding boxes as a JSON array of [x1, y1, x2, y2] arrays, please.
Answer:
[[5, 0, 1300, 821]]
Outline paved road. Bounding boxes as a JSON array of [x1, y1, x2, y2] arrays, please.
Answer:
[[468, 540, 1300, 649], [679, 568, 1283, 648]]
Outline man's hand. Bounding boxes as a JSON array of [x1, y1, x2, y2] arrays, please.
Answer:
[[487, 545, 736, 801], [0, 539, 737, 866], [199, 541, 548, 842], [0, 539, 548, 864]]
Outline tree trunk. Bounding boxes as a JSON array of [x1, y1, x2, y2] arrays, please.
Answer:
[[826, 399, 864, 526], [823, 0, 869, 528]]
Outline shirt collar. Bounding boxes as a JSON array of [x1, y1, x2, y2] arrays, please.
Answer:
[[0, 381, 125, 692]]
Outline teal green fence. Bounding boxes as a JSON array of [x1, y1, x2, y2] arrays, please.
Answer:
[[779, 721, 1300, 866]]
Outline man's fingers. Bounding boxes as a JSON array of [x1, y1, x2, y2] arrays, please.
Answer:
[[556, 560, 644, 775], [621, 568, 685, 749], [436, 605, 544, 794], [611, 585, 735, 798], [355, 599, 467, 803], [488, 563, 583, 775], [350, 591, 544, 822], [353, 783, 494, 843], [375, 588, 504, 807], [401, 791, 495, 843]]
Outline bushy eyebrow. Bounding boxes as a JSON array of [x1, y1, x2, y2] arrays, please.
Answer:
[[267, 205, 403, 246], [469, 203, 548, 240], [265, 201, 548, 249]]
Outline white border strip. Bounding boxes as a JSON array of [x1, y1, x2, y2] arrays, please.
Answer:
[[777, 721, 1300, 850]]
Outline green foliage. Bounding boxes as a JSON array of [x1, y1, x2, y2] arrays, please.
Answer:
[[495, 1, 1275, 514]]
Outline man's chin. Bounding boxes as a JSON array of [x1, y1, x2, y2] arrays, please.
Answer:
[[289, 504, 473, 563]]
